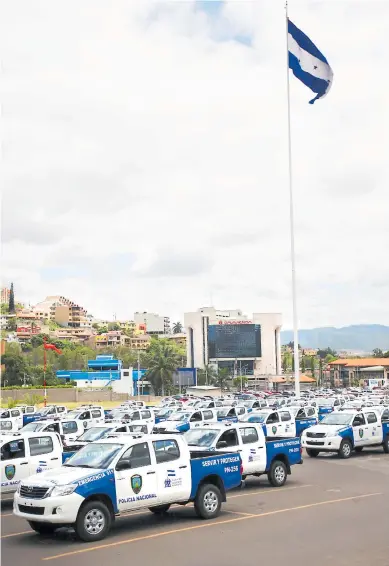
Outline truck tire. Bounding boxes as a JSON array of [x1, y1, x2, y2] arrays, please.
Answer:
[[74, 500, 112, 542], [194, 483, 222, 519], [355, 447, 363, 453], [383, 435, 389, 454], [28, 521, 57, 535], [338, 439, 352, 459], [306, 449, 319, 458], [267, 460, 287, 487], [149, 504, 171, 515]]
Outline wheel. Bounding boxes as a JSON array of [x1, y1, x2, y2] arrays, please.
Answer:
[[194, 483, 222, 519], [306, 449, 319, 458], [149, 504, 171, 515], [28, 521, 57, 535], [338, 439, 352, 459], [383, 435, 389, 454], [74, 500, 112, 542], [267, 460, 287, 487], [355, 447, 363, 453]]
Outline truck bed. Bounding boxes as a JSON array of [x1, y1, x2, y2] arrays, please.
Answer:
[[189, 451, 242, 499]]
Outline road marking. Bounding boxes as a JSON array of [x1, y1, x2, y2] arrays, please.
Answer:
[[42, 492, 382, 561], [1, 530, 31, 539], [224, 510, 255, 516], [228, 484, 312, 499], [1, 485, 312, 520]]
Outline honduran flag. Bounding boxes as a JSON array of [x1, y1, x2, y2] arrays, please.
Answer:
[[288, 19, 333, 104]]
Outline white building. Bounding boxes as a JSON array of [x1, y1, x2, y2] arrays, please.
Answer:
[[134, 312, 170, 335], [184, 307, 282, 380]]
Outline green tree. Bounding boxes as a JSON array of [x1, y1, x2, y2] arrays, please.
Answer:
[[232, 375, 248, 390], [372, 348, 384, 358], [7, 318, 17, 331], [282, 354, 288, 373], [1, 352, 27, 386], [310, 356, 316, 376], [8, 282, 15, 314], [6, 397, 19, 409], [301, 357, 306, 373], [108, 322, 120, 331], [172, 322, 183, 334], [317, 347, 337, 359], [196, 365, 218, 386], [1, 303, 9, 314], [144, 339, 180, 395]]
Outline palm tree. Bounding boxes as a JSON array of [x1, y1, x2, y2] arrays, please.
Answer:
[[144, 339, 180, 396], [196, 365, 218, 386], [172, 322, 183, 334]]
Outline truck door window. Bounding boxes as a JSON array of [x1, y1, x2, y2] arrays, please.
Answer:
[[280, 411, 291, 422], [239, 427, 259, 444], [132, 412, 140, 420], [266, 413, 279, 424], [296, 409, 305, 418], [91, 410, 101, 418], [45, 423, 59, 433], [190, 412, 202, 422], [141, 411, 152, 419], [118, 442, 151, 468], [80, 411, 91, 420], [307, 408, 315, 417], [153, 439, 180, 463], [217, 430, 238, 447], [366, 412, 377, 424], [236, 407, 245, 415], [62, 421, 78, 434], [352, 414, 366, 427], [11, 410, 20, 418], [29, 437, 54, 456], [58, 407, 66, 413], [115, 426, 127, 432], [47, 408, 55, 415], [382, 409, 389, 422], [203, 410, 213, 420], [1, 440, 25, 461]]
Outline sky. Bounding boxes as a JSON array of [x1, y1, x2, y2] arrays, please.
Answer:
[[2, 0, 389, 329]]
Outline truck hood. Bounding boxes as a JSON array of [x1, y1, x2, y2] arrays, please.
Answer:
[[21, 466, 107, 487], [305, 424, 350, 436]]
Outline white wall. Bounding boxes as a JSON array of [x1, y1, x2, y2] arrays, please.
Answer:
[[134, 312, 165, 333]]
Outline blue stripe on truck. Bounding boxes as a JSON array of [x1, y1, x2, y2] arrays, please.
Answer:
[[189, 453, 242, 499]]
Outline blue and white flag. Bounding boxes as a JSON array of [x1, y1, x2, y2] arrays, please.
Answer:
[[288, 19, 333, 104]]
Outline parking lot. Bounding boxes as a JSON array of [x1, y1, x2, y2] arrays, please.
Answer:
[[2, 448, 389, 566]]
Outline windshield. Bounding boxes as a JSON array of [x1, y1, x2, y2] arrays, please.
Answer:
[[64, 443, 122, 469], [77, 427, 112, 442], [317, 399, 334, 407], [168, 413, 191, 421], [66, 411, 82, 419], [20, 422, 46, 432], [244, 412, 267, 422], [286, 407, 300, 416], [320, 413, 353, 426], [40, 408, 55, 416], [157, 408, 172, 416], [184, 428, 220, 447], [242, 401, 254, 408]]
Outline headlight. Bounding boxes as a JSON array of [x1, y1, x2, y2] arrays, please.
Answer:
[[49, 484, 77, 497]]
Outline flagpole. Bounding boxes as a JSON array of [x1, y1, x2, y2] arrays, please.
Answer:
[[43, 336, 47, 407], [285, 1, 300, 398]]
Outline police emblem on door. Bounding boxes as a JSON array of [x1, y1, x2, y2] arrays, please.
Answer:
[[359, 429, 364, 438], [131, 474, 142, 494], [5, 465, 16, 480], [272, 426, 277, 435]]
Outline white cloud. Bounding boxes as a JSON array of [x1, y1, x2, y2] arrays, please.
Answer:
[[1, 0, 388, 328]]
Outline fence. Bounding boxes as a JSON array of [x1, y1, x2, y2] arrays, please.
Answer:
[[0, 388, 162, 404]]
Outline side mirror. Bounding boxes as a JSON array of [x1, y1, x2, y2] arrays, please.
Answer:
[[216, 440, 228, 449], [116, 460, 131, 471]]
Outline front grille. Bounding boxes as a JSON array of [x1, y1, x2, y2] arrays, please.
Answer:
[[20, 485, 49, 499], [306, 432, 326, 438], [18, 504, 45, 515], [306, 441, 325, 446]]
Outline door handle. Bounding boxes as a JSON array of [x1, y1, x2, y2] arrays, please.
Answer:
[[50, 457, 59, 461], [179, 465, 187, 469], [147, 471, 156, 475], [20, 462, 28, 465]]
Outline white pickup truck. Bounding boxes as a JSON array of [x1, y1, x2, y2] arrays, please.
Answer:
[[239, 408, 317, 438], [185, 422, 303, 487], [1, 432, 63, 493], [301, 409, 389, 458], [14, 434, 242, 542], [20, 419, 86, 445], [0, 408, 24, 431], [153, 409, 218, 433]]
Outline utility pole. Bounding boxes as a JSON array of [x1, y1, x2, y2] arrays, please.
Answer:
[[137, 351, 141, 400]]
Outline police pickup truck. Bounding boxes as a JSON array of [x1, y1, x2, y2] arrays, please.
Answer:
[[301, 409, 389, 458], [153, 409, 217, 433], [1, 432, 63, 493], [24, 405, 68, 425], [20, 419, 85, 445], [239, 408, 317, 438], [14, 434, 242, 542], [216, 406, 250, 422], [185, 422, 302, 487]]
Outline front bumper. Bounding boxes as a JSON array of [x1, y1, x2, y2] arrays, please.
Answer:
[[301, 436, 342, 451], [14, 492, 84, 524]]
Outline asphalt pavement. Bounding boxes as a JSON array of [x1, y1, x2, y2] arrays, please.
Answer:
[[2, 448, 389, 566]]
